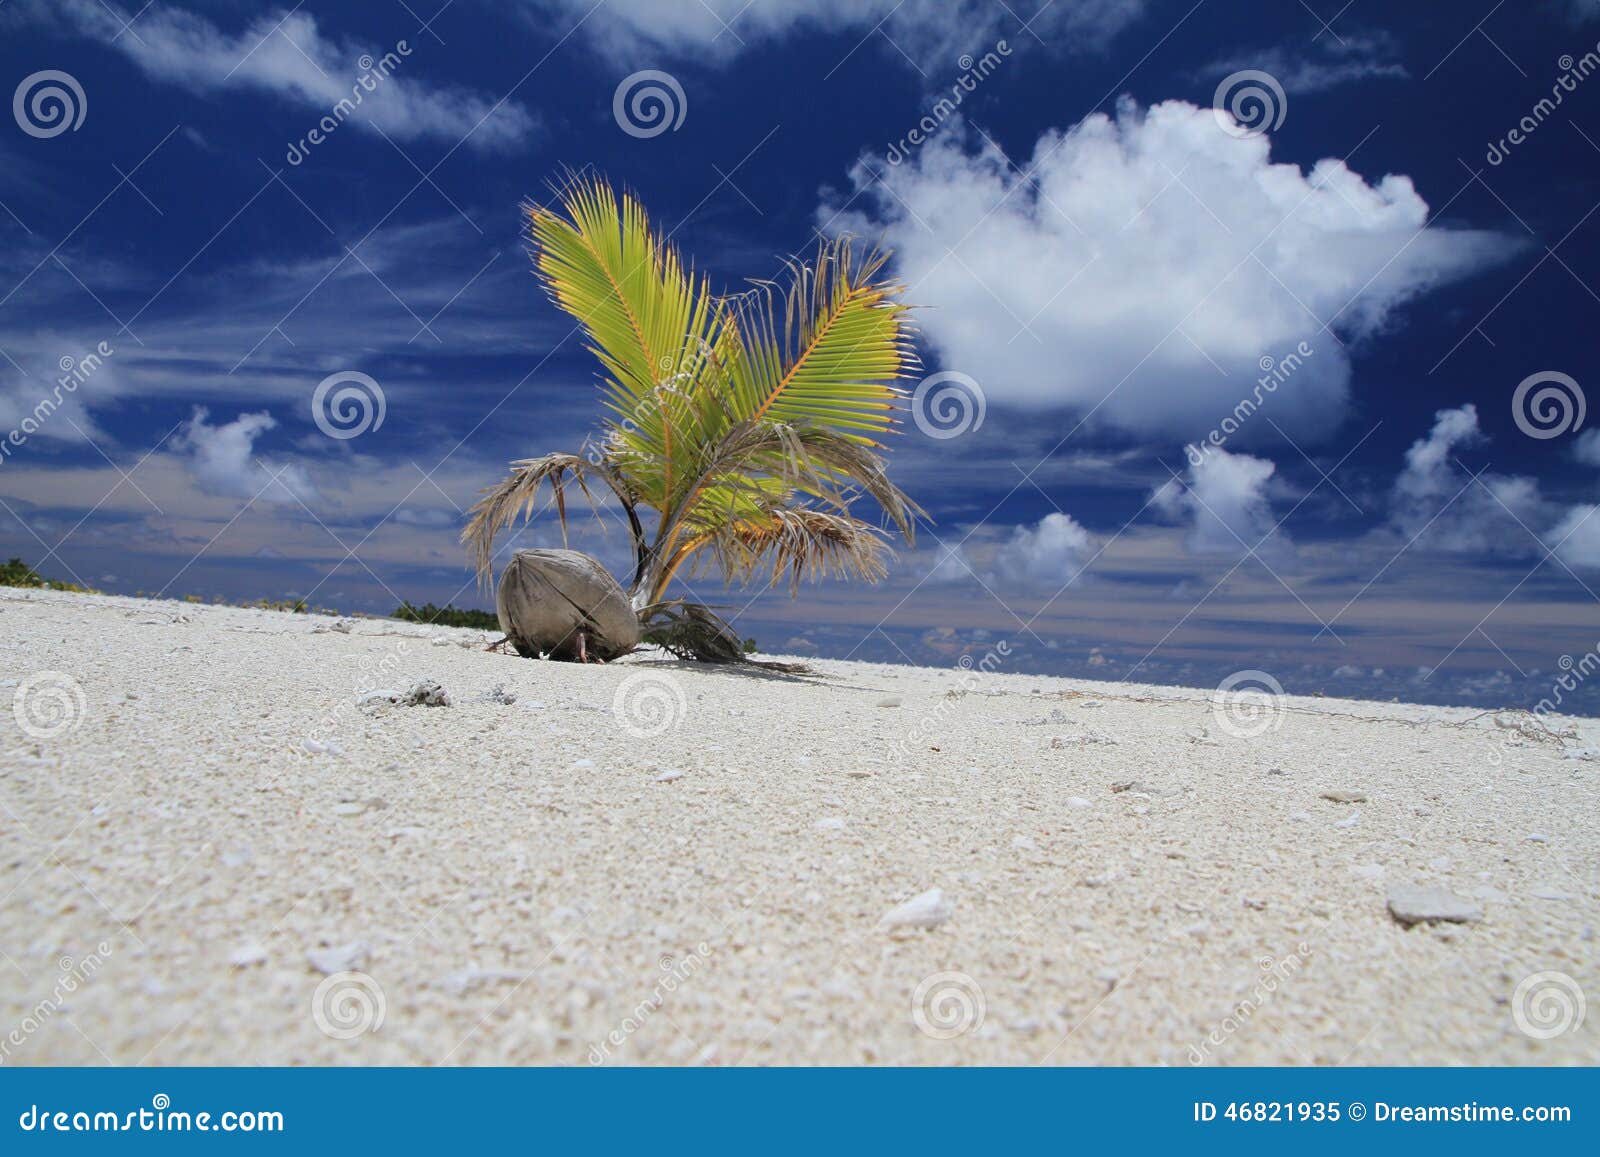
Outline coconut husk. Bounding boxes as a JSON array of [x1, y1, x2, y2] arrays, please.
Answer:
[[495, 549, 640, 661]]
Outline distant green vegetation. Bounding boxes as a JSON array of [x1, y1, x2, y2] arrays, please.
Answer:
[[391, 601, 499, 630], [0, 557, 98, 593], [4, 555, 502, 630]]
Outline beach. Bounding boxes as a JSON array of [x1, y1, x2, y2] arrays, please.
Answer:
[[1, 587, 1595, 1066]]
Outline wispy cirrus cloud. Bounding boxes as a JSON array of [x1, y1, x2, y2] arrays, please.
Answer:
[[49, 0, 538, 150], [1202, 30, 1410, 95], [529, 0, 1147, 68]]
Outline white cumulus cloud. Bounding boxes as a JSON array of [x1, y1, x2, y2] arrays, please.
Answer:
[[174, 408, 316, 504], [1389, 404, 1544, 554], [1573, 428, 1600, 467], [829, 99, 1518, 442], [1152, 448, 1287, 558], [993, 512, 1096, 585]]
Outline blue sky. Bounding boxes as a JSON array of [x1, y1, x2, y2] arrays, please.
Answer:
[[3, 0, 1600, 711]]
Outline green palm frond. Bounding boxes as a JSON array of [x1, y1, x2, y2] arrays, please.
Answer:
[[724, 236, 918, 443], [473, 174, 926, 619], [679, 420, 922, 540], [527, 174, 720, 406]]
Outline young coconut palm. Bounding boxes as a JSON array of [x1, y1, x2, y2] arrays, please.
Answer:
[[462, 174, 923, 661]]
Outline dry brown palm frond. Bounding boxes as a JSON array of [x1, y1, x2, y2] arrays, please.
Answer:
[[460, 453, 643, 588], [637, 599, 809, 671], [700, 506, 895, 594]]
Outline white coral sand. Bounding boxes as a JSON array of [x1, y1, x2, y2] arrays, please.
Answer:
[[1, 589, 1595, 1065]]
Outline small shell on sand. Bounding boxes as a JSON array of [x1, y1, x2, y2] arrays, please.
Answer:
[[229, 942, 267, 967], [361, 681, 452, 708], [880, 887, 953, 930], [307, 941, 369, 974], [1386, 885, 1483, 926]]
